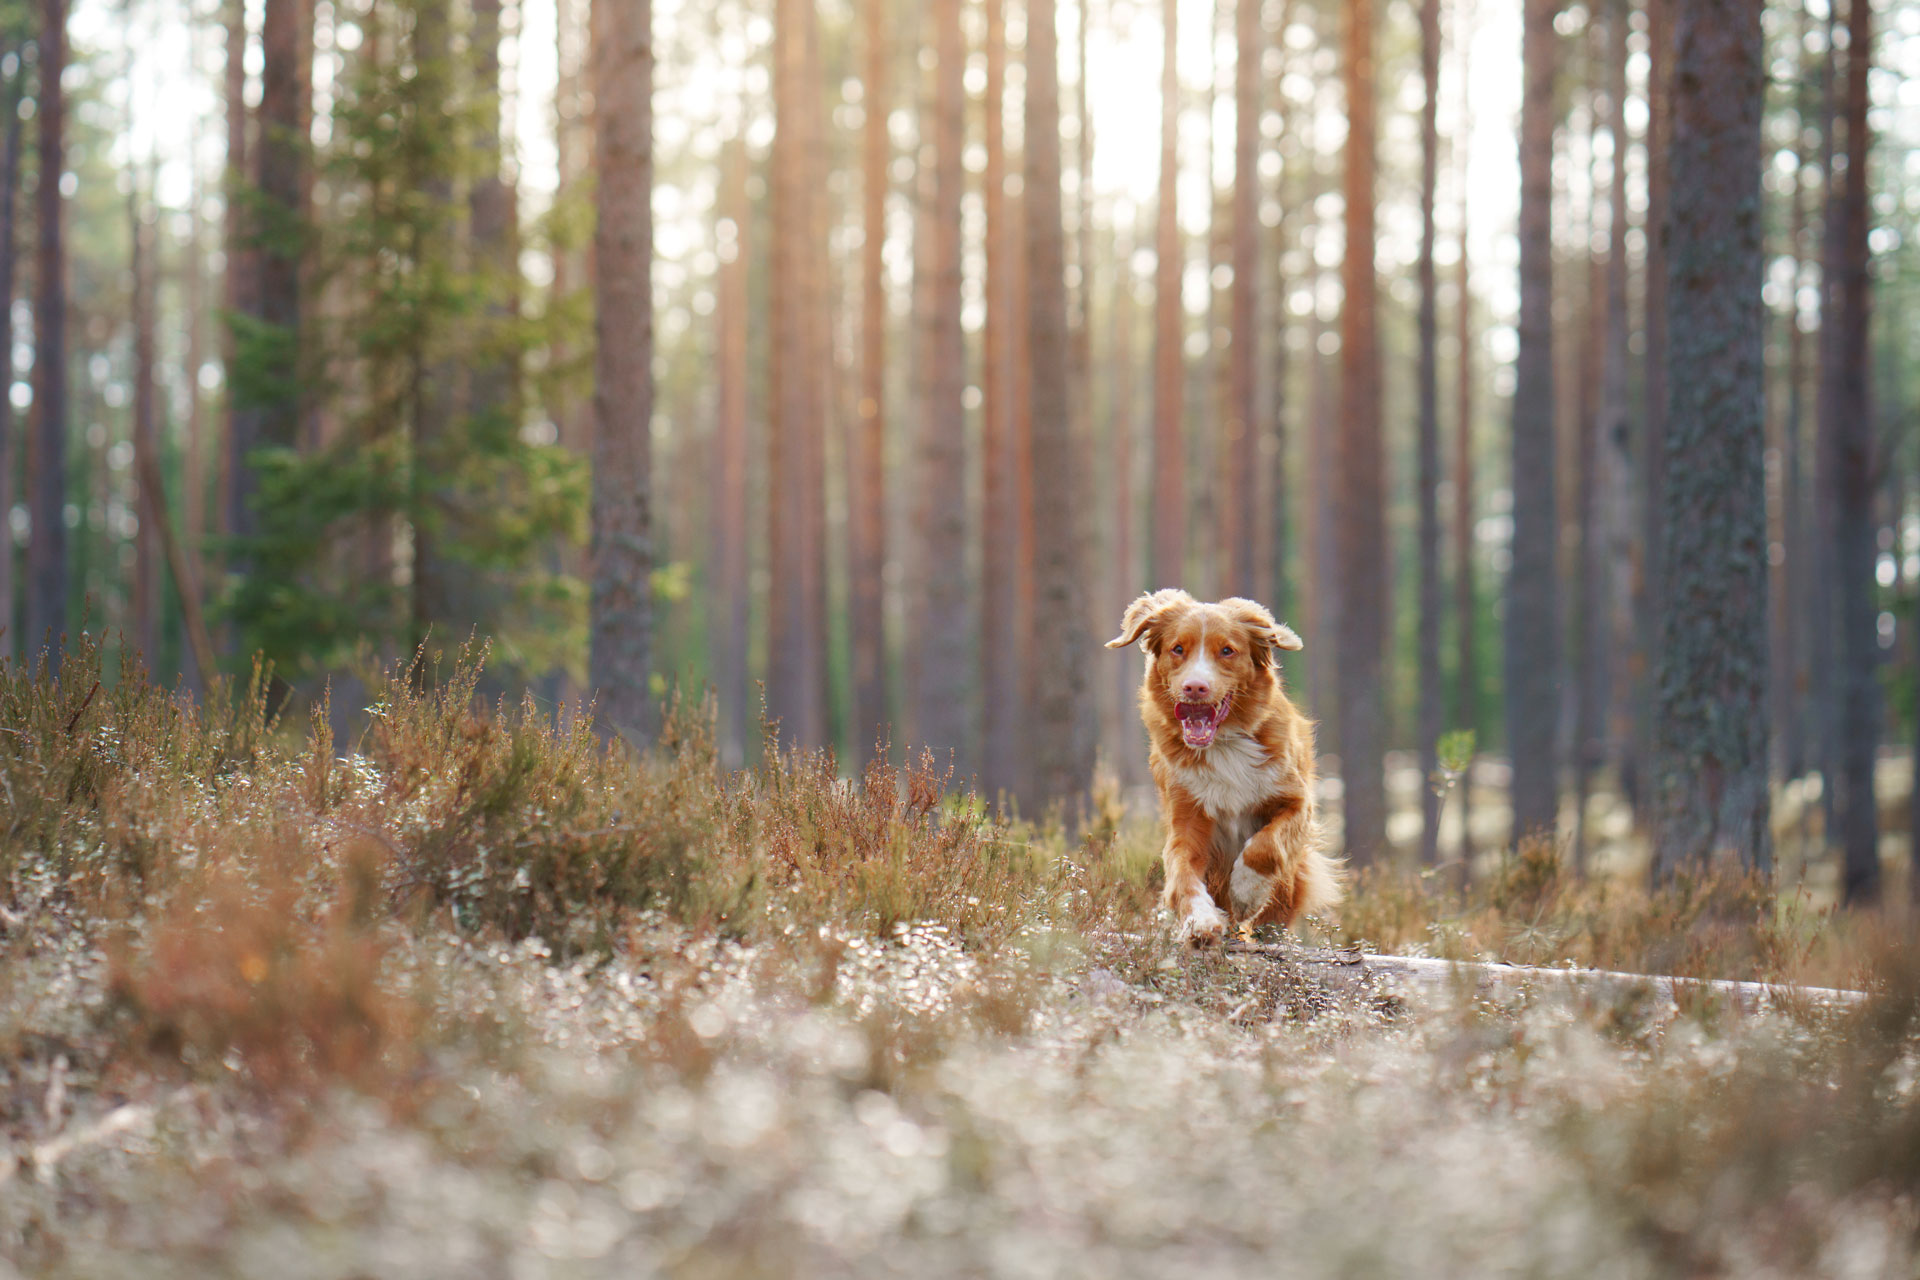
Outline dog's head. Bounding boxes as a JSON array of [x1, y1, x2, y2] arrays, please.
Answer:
[[1106, 590, 1302, 749]]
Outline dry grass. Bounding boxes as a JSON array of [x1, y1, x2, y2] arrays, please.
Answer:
[[1, 644, 1918, 1276]]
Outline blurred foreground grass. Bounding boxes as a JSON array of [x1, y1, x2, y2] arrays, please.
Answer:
[[1, 641, 1917, 1277]]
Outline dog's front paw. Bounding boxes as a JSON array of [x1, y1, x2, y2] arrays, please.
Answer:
[[1179, 898, 1231, 947]]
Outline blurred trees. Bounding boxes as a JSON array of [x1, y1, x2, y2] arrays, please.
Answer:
[[7, 0, 1920, 895]]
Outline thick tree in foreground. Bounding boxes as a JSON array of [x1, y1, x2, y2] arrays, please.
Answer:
[[1337, 0, 1384, 865], [1504, 0, 1559, 845], [980, 0, 1022, 797], [1831, 0, 1877, 902], [588, 0, 655, 743], [1025, 0, 1094, 810], [26, 0, 66, 666], [1650, 0, 1768, 876]]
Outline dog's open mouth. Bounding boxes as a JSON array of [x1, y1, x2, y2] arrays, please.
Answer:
[[1175, 696, 1233, 749]]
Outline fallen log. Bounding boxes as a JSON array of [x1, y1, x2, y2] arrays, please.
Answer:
[[1225, 941, 1866, 1014]]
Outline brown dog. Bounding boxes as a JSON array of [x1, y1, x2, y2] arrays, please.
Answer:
[[1107, 590, 1342, 945]]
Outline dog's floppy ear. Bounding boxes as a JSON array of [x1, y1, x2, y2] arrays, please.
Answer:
[[1220, 597, 1304, 664], [1106, 589, 1194, 653]]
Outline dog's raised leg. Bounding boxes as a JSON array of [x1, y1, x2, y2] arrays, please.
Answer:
[[1161, 818, 1229, 947]]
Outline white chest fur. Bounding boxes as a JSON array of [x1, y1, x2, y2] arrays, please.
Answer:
[[1167, 730, 1276, 823]]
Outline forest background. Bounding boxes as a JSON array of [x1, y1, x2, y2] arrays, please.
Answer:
[[0, 0, 1916, 898]]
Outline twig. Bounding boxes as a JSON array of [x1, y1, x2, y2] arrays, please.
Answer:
[[64, 681, 100, 734]]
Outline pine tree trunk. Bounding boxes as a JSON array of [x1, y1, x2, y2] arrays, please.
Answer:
[[767, 0, 830, 748], [182, 141, 207, 685], [219, 0, 247, 561], [908, 0, 971, 767], [1453, 104, 1477, 876], [1778, 6, 1812, 784], [588, 0, 656, 743], [1415, 0, 1441, 867], [1025, 0, 1093, 811], [0, 84, 19, 663], [1636, 0, 1671, 810], [25, 0, 66, 668], [252, 0, 308, 459], [1832, 0, 1878, 902], [1597, 0, 1634, 801], [1225, 0, 1259, 601], [1110, 222, 1144, 783], [712, 140, 751, 766], [980, 0, 1023, 798], [470, 0, 518, 426], [1505, 0, 1561, 846], [1151, 0, 1184, 588], [1649, 0, 1769, 876], [130, 189, 159, 668], [1337, 0, 1384, 866], [849, 0, 889, 766]]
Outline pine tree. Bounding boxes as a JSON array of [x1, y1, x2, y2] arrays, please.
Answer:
[[1650, 0, 1769, 875], [1506, 0, 1561, 845], [25, 0, 66, 667], [849, 0, 889, 766], [1151, 0, 1184, 588], [1415, 0, 1442, 867], [1337, 0, 1385, 866], [589, 0, 656, 743]]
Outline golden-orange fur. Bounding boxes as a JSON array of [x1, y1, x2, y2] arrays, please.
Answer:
[[1107, 589, 1343, 945]]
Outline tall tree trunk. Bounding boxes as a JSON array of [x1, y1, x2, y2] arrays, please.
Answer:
[[1415, 0, 1441, 867], [767, 0, 830, 748], [26, 0, 67, 667], [130, 187, 159, 667], [1265, 0, 1295, 621], [1777, 4, 1811, 784], [1110, 223, 1144, 782], [1832, 0, 1877, 902], [1151, 0, 1184, 588], [1506, 0, 1560, 846], [712, 140, 750, 766], [909, 0, 971, 766], [0, 85, 19, 663], [849, 0, 889, 766], [1452, 36, 1477, 874], [250, 0, 309, 474], [588, 0, 656, 743], [1225, 0, 1259, 600], [1649, 0, 1768, 876], [219, 0, 247, 563], [1337, 0, 1384, 866], [1635, 0, 1671, 814], [981, 0, 1022, 797], [1025, 0, 1093, 811], [1597, 0, 1634, 803], [470, 0, 519, 426], [182, 137, 208, 684]]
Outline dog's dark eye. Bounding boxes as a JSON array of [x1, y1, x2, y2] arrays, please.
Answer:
[[1220, 646, 1234, 657], [1171, 645, 1184, 657]]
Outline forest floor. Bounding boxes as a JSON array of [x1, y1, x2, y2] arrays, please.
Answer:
[[2, 644, 1917, 1278]]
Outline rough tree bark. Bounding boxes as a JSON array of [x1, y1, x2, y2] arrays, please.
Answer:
[[909, 0, 972, 768], [849, 0, 889, 766], [1415, 0, 1441, 867], [1151, 0, 1184, 588], [1831, 0, 1877, 902], [1636, 0, 1670, 808], [1650, 0, 1769, 877], [1505, 0, 1560, 846], [1025, 0, 1094, 811], [25, 0, 66, 667], [588, 0, 656, 743], [1337, 0, 1384, 866], [130, 188, 159, 666], [218, 0, 247, 561]]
